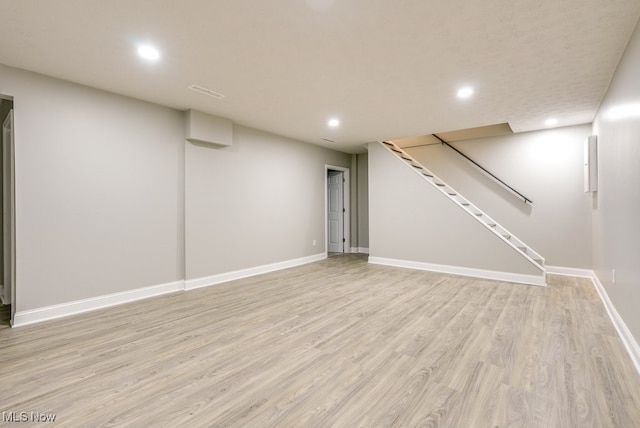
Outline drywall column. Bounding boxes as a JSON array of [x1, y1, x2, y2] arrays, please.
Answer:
[[357, 153, 369, 251], [184, 124, 351, 285], [350, 154, 358, 252]]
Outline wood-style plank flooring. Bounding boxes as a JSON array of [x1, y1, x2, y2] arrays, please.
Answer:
[[1, 254, 639, 427]]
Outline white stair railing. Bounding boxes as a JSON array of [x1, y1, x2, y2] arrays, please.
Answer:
[[380, 141, 545, 271]]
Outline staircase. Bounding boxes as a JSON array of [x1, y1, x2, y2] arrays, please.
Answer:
[[379, 140, 546, 281]]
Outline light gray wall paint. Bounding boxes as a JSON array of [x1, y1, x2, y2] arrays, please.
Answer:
[[350, 154, 358, 248], [348, 153, 369, 250], [185, 125, 351, 280], [0, 99, 11, 284], [592, 19, 640, 343], [0, 63, 356, 313], [368, 142, 541, 275], [405, 125, 593, 268], [357, 153, 369, 248], [0, 64, 184, 311]]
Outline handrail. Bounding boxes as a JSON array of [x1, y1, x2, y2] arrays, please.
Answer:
[[431, 134, 533, 204]]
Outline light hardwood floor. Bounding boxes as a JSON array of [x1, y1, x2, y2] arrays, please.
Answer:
[[1, 254, 639, 427]]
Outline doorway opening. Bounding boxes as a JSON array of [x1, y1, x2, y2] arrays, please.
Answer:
[[325, 165, 350, 256], [0, 94, 15, 327]]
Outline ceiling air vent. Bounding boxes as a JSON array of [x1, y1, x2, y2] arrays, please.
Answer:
[[188, 84, 225, 99]]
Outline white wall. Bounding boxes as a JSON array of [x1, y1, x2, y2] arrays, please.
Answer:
[[0, 98, 11, 285], [357, 153, 369, 249], [405, 125, 593, 268], [0, 64, 184, 312], [368, 142, 542, 279], [0, 64, 354, 317], [350, 155, 358, 249], [185, 125, 351, 281], [592, 18, 640, 343], [348, 153, 369, 252]]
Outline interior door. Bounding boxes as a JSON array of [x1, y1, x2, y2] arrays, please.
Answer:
[[327, 170, 344, 253], [2, 110, 15, 310]]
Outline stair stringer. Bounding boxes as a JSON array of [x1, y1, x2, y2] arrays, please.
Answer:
[[368, 141, 545, 286]]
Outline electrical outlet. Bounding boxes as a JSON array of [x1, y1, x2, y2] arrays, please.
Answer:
[[312, 239, 317, 246], [612, 269, 616, 284]]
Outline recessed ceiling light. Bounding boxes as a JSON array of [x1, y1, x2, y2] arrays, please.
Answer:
[[328, 118, 340, 128], [138, 45, 160, 60], [457, 87, 474, 99], [545, 118, 558, 126]]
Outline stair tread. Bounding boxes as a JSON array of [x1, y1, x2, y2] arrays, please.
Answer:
[[386, 134, 542, 269]]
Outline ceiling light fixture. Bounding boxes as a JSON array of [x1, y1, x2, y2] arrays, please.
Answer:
[[457, 87, 474, 99], [137, 45, 160, 60], [328, 118, 340, 128], [545, 118, 558, 126]]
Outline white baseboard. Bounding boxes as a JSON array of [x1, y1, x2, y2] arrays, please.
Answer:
[[545, 266, 640, 375], [368, 256, 545, 286], [350, 247, 370, 254], [8, 256, 640, 377], [185, 253, 326, 290], [369, 259, 640, 375], [589, 272, 640, 375], [546, 265, 593, 278], [11, 253, 328, 327], [12, 280, 185, 327]]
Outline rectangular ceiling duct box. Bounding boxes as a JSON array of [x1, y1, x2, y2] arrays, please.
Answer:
[[185, 109, 232, 147]]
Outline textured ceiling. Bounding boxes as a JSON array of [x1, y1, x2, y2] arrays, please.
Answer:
[[1, 0, 639, 153]]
